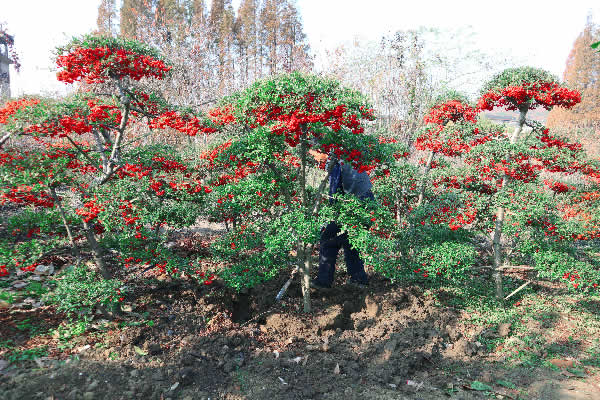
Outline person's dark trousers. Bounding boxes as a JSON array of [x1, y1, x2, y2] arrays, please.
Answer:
[[315, 221, 369, 287]]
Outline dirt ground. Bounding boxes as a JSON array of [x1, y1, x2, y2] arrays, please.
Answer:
[[1, 231, 599, 400]]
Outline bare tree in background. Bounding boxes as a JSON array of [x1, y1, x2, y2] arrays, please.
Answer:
[[547, 15, 600, 157], [322, 27, 517, 145]]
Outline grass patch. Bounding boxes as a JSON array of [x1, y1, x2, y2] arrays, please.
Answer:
[[428, 274, 600, 369]]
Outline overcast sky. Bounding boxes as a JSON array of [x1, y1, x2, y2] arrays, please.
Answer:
[[3, 0, 600, 97]]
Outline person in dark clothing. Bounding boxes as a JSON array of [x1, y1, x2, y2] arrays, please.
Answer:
[[312, 156, 374, 289]]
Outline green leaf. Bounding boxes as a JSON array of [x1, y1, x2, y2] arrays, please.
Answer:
[[591, 41, 600, 50], [470, 381, 493, 391], [134, 346, 147, 356], [496, 379, 517, 389], [566, 367, 586, 377]]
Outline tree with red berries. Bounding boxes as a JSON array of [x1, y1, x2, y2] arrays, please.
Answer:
[[199, 72, 397, 312], [0, 35, 217, 290], [415, 91, 480, 206], [474, 66, 583, 298]]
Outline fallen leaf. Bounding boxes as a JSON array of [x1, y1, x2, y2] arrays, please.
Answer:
[[278, 377, 287, 385], [549, 359, 574, 369], [469, 381, 493, 391], [496, 380, 517, 389], [333, 363, 340, 375], [134, 346, 148, 356], [288, 356, 302, 364], [169, 382, 179, 391], [273, 350, 279, 359]]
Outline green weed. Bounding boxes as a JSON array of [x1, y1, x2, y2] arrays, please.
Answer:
[[7, 346, 48, 363]]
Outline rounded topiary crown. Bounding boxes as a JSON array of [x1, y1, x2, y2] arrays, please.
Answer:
[[478, 66, 580, 112], [481, 67, 558, 94], [55, 34, 172, 84]]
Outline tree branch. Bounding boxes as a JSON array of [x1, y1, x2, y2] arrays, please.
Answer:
[[65, 135, 101, 171]]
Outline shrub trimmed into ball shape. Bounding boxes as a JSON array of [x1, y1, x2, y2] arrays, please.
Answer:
[[56, 34, 172, 84], [477, 66, 580, 112]]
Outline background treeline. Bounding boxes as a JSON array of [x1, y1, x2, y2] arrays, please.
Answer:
[[548, 16, 600, 157], [97, 0, 312, 106], [95, 1, 600, 157]]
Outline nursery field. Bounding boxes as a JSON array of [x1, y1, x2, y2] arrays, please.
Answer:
[[1, 32, 600, 400]]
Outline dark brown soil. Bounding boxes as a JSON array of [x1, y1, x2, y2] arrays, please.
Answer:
[[1, 234, 599, 399]]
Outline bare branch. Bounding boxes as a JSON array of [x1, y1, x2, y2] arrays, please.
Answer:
[[65, 135, 101, 171]]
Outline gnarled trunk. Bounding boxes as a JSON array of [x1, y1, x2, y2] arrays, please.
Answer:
[[491, 106, 528, 300], [82, 220, 111, 280], [298, 136, 311, 312], [417, 150, 435, 206]]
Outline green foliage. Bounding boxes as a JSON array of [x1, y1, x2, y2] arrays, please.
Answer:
[[25, 282, 48, 297], [481, 66, 558, 94], [225, 71, 370, 118], [46, 265, 124, 316], [533, 249, 599, 292], [7, 347, 48, 363], [0, 290, 16, 304], [469, 381, 493, 391], [430, 89, 470, 108], [0, 235, 66, 271], [53, 318, 90, 346], [412, 241, 476, 280]]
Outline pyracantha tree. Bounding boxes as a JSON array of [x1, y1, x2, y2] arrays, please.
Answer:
[[396, 70, 598, 297], [198, 72, 397, 312], [474, 66, 583, 298], [0, 35, 218, 295]]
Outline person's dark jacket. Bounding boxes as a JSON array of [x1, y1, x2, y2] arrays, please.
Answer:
[[329, 160, 374, 201]]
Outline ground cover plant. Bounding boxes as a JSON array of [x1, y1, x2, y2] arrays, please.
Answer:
[[0, 34, 599, 400]]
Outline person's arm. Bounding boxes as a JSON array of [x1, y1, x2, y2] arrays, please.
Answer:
[[308, 149, 328, 163]]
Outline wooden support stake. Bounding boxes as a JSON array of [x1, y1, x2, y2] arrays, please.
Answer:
[[504, 281, 531, 301]]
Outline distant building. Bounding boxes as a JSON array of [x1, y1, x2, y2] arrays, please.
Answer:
[[0, 32, 13, 99]]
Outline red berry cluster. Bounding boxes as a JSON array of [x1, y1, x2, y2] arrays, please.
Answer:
[[0, 98, 40, 124], [477, 81, 581, 111], [56, 46, 171, 84]]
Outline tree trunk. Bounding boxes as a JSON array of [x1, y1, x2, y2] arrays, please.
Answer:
[[49, 186, 79, 259], [82, 220, 111, 279], [417, 150, 435, 206], [491, 107, 528, 300], [298, 132, 311, 312]]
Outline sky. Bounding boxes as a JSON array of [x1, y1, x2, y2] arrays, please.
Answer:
[[3, 0, 600, 97]]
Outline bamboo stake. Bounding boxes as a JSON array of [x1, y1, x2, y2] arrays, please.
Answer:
[[504, 281, 531, 301]]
